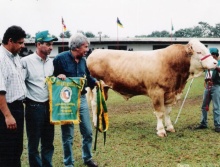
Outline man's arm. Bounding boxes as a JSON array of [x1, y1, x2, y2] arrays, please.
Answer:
[[0, 67, 17, 130], [53, 56, 62, 77], [0, 93, 17, 129], [85, 62, 98, 88], [20, 58, 28, 79], [53, 56, 67, 80]]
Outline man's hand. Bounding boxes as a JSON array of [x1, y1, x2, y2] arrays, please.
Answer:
[[0, 94, 17, 130], [5, 114, 17, 130], [95, 81, 100, 87], [57, 74, 66, 80]]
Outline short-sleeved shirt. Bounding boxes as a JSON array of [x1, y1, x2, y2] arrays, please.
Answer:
[[0, 68, 6, 94], [21, 52, 54, 102], [53, 50, 97, 94], [0, 45, 26, 103]]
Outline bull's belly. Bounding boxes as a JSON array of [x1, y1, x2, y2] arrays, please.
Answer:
[[111, 83, 147, 99]]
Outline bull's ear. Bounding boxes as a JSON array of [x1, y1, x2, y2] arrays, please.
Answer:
[[186, 43, 193, 56]]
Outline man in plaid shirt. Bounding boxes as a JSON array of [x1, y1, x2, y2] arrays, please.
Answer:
[[0, 25, 27, 167]]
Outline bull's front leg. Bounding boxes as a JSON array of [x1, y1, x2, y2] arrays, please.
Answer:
[[151, 92, 167, 137], [91, 87, 98, 127], [154, 111, 167, 137], [86, 86, 98, 127], [164, 106, 175, 132]]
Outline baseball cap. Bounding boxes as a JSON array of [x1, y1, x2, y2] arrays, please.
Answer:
[[35, 30, 58, 42], [209, 48, 219, 55]]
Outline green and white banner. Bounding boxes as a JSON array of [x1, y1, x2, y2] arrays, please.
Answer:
[[46, 76, 85, 125]]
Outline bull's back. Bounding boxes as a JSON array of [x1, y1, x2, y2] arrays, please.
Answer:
[[87, 49, 159, 79], [87, 49, 163, 96]]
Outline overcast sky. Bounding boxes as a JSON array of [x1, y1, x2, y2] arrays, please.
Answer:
[[0, 0, 220, 39]]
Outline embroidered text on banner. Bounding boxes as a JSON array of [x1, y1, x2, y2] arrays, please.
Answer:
[[46, 76, 85, 125]]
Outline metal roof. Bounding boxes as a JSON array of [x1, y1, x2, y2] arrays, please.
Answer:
[[2, 37, 220, 45]]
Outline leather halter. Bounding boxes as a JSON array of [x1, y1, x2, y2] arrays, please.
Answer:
[[200, 55, 211, 61]]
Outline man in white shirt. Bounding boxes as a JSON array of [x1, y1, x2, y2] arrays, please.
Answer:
[[21, 30, 57, 167], [0, 25, 27, 167]]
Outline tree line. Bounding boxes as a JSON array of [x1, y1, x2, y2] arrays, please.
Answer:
[[136, 22, 220, 38], [26, 22, 220, 39]]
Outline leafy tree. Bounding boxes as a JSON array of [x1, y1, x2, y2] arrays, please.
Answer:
[[59, 30, 71, 38], [191, 26, 203, 37], [26, 33, 31, 39], [159, 30, 170, 37], [147, 30, 170, 37], [102, 34, 109, 38], [135, 35, 148, 38], [174, 28, 194, 37], [212, 23, 220, 37], [77, 30, 85, 35], [147, 31, 160, 37], [198, 21, 213, 37], [134, 21, 220, 38], [136, 30, 170, 38], [52, 35, 58, 39], [85, 31, 95, 38]]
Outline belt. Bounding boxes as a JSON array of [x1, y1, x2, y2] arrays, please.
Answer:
[[7, 100, 24, 106], [206, 81, 213, 86], [25, 98, 49, 104]]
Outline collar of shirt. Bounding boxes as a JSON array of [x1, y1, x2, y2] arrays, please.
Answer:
[[68, 51, 75, 61], [34, 51, 50, 62], [68, 51, 83, 63], [1, 45, 18, 62]]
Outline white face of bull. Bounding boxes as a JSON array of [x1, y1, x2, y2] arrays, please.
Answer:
[[189, 39, 217, 78], [199, 54, 217, 69]]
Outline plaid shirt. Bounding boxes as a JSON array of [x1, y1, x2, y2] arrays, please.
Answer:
[[0, 45, 26, 103]]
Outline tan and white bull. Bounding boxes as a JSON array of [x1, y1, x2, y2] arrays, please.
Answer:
[[86, 39, 217, 137]]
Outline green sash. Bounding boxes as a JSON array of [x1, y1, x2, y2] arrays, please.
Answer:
[[46, 76, 85, 125]]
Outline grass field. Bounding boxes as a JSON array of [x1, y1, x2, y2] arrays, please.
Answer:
[[21, 75, 220, 167]]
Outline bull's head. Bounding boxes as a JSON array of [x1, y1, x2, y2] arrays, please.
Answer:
[[188, 39, 217, 78]]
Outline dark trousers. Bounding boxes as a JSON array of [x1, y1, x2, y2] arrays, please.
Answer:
[[25, 99, 54, 167], [0, 101, 24, 167]]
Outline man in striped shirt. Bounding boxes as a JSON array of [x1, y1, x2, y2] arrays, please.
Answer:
[[0, 25, 27, 167]]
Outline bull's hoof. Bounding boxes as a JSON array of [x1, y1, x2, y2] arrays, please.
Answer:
[[157, 130, 167, 137], [166, 127, 175, 133]]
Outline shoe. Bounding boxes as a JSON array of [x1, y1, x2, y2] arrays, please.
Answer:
[[195, 124, 207, 129], [84, 159, 98, 167], [215, 127, 220, 133]]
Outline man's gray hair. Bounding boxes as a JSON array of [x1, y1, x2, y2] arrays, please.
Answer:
[[68, 33, 90, 50]]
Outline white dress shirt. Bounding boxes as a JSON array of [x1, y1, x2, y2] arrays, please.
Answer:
[[21, 52, 54, 102]]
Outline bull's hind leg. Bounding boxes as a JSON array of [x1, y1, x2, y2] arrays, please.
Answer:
[[164, 106, 175, 132]]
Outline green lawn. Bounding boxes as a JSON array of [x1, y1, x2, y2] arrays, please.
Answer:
[[21, 75, 220, 167]]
